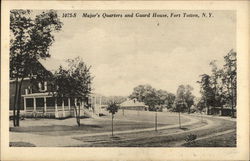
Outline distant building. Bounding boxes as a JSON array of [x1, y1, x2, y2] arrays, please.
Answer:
[[120, 99, 148, 111], [209, 106, 236, 117]]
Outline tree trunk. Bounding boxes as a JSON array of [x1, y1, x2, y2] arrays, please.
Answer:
[[75, 106, 80, 127], [111, 114, 114, 136], [13, 77, 19, 127], [16, 77, 24, 126], [77, 102, 81, 126], [231, 79, 235, 118], [178, 111, 181, 128], [155, 111, 157, 131], [200, 111, 203, 122], [74, 100, 80, 127]]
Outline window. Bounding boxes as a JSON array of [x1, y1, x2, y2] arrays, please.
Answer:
[[46, 97, 55, 106], [26, 98, 33, 107], [36, 98, 44, 107]]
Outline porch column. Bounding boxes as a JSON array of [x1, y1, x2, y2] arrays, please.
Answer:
[[55, 98, 58, 118], [55, 98, 58, 111], [44, 97, 47, 113], [68, 98, 71, 110], [24, 97, 27, 112], [99, 96, 102, 106], [62, 99, 65, 117], [33, 97, 36, 111]]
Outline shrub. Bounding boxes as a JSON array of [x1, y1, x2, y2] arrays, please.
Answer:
[[185, 134, 197, 143]]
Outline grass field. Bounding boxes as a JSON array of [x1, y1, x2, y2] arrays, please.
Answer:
[[9, 110, 236, 147], [72, 115, 236, 147], [10, 110, 189, 136]]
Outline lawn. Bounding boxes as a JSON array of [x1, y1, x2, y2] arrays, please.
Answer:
[[71, 116, 236, 147], [72, 121, 208, 147], [9, 111, 236, 147], [10, 110, 189, 136]]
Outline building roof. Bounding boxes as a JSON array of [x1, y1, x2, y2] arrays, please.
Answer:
[[120, 99, 146, 107], [39, 58, 67, 73]]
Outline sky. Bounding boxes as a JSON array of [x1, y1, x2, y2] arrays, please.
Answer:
[[43, 10, 236, 97]]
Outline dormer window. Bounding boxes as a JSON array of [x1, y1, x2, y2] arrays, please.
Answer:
[[38, 81, 47, 92]]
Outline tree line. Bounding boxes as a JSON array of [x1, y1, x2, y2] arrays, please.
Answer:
[[129, 49, 237, 118], [197, 50, 237, 118], [129, 84, 176, 111]]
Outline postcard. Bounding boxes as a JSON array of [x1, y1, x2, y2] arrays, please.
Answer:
[[1, 1, 249, 160]]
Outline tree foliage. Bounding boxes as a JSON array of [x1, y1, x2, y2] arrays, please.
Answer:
[[129, 84, 175, 111], [100, 96, 127, 105], [10, 10, 62, 126], [174, 85, 186, 112], [10, 10, 62, 79], [174, 85, 195, 113], [197, 49, 237, 117], [107, 101, 119, 115], [53, 57, 93, 126]]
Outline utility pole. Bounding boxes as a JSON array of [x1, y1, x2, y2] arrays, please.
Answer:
[[111, 114, 114, 136], [155, 109, 158, 131], [178, 103, 182, 128], [178, 111, 181, 128]]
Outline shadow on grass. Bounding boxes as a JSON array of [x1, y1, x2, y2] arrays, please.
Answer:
[[10, 142, 36, 147], [10, 124, 102, 133], [180, 127, 189, 131], [110, 136, 121, 140]]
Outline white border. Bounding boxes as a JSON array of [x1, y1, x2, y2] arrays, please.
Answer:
[[1, 1, 249, 160]]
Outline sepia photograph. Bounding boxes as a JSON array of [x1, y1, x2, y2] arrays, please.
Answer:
[[9, 9, 237, 147], [1, 1, 249, 161]]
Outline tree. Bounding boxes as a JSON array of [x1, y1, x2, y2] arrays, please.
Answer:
[[184, 85, 195, 113], [173, 85, 194, 113], [195, 97, 206, 122], [197, 74, 214, 115], [101, 96, 127, 105], [106, 101, 119, 136], [54, 57, 93, 126], [222, 50, 237, 117], [174, 85, 187, 128], [129, 84, 155, 102], [197, 49, 236, 117], [165, 93, 176, 109], [129, 84, 175, 111], [10, 10, 62, 126]]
